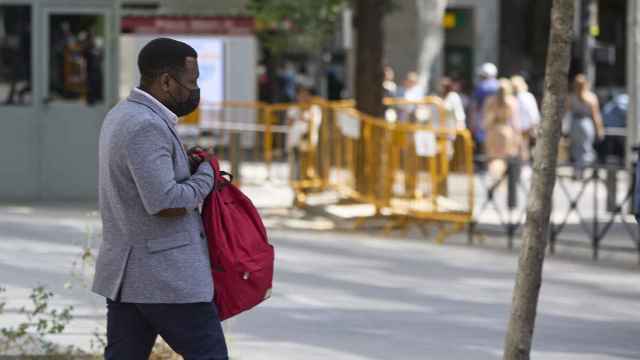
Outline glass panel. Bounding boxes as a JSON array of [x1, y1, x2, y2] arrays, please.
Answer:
[[49, 15, 105, 105], [0, 5, 32, 106]]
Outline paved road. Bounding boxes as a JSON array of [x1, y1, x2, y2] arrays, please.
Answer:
[[0, 204, 639, 359]]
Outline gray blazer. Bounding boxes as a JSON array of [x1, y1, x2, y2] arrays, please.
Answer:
[[92, 89, 215, 303]]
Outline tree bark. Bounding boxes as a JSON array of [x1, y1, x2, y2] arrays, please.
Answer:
[[416, 0, 447, 94], [626, 0, 639, 168], [502, 1, 575, 359], [354, 0, 385, 117]]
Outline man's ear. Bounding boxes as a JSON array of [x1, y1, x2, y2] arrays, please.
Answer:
[[159, 73, 172, 92]]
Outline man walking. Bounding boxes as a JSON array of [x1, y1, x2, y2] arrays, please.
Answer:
[[92, 38, 228, 359], [470, 62, 500, 157]]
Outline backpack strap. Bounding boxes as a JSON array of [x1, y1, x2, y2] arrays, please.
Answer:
[[210, 156, 221, 175], [209, 156, 234, 191]]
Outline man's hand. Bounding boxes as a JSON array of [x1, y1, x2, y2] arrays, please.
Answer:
[[187, 146, 214, 174]]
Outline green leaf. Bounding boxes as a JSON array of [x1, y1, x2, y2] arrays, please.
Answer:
[[247, 0, 349, 53]]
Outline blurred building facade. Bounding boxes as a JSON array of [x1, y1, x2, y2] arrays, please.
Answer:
[[121, 0, 248, 16], [498, 0, 627, 97], [382, 0, 626, 96], [383, 0, 500, 93]]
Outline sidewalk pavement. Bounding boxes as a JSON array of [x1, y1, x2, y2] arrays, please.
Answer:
[[0, 198, 639, 359]]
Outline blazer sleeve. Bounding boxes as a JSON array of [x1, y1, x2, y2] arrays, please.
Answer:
[[125, 121, 214, 215]]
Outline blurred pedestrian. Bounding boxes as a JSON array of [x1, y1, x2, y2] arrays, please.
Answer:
[[83, 30, 103, 105], [601, 92, 628, 163], [51, 22, 75, 98], [398, 71, 423, 122], [286, 86, 321, 184], [439, 77, 466, 130], [483, 78, 521, 179], [511, 75, 540, 161], [470, 63, 499, 157], [602, 92, 628, 128], [382, 65, 399, 122], [277, 62, 297, 102], [401, 71, 423, 101], [564, 74, 604, 177], [383, 65, 398, 98], [4, 17, 31, 104], [327, 60, 344, 100], [437, 77, 467, 160], [257, 64, 274, 102], [295, 63, 315, 90]]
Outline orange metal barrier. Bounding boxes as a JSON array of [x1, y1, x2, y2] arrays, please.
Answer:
[[178, 97, 475, 240], [288, 97, 475, 240]]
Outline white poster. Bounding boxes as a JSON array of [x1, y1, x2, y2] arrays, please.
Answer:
[[119, 35, 224, 107], [414, 131, 437, 157], [172, 37, 224, 108], [337, 110, 361, 139]]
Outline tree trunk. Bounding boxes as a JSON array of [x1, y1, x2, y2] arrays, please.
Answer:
[[502, 1, 575, 359], [626, 0, 640, 168], [354, 0, 385, 117], [416, 0, 447, 94], [353, 0, 385, 196]]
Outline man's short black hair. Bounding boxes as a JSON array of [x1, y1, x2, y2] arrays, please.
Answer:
[[138, 38, 197, 86]]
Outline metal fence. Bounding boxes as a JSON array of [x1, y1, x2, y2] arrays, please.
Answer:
[[470, 160, 640, 262]]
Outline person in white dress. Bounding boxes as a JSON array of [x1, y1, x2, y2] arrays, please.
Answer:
[[511, 75, 540, 161], [286, 86, 321, 182], [438, 77, 467, 159], [439, 77, 466, 130]]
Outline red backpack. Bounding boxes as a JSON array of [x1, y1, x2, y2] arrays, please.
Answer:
[[200, 156, 274, 321]]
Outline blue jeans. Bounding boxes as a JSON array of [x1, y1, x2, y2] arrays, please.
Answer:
[[105, 299, 228, 360]]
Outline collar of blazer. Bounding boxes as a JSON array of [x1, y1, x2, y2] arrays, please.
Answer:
[[127, 88, 188, 160], [128, 88, 179, 127]]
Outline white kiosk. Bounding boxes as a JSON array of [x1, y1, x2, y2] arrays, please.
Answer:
[[0, 6, 256, 201], [0, 0, 119, 201]]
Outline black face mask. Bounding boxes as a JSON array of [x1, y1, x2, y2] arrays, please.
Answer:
[[167, 76, 200, 117]]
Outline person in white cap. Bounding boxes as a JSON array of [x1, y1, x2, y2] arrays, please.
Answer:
[[469, 62, 499, 159]]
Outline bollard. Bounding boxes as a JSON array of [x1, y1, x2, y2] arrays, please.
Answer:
[[606, 166, 618, 213], [507, 223, 515, 250], [592, 169, 599, 261], [468, 221, 475, 245], [507, 157, 521, 209], [263, 108, 274, 177], [632, 161, 639, 215], [230, 131, 241, 185], [548, 222, 557, 255]]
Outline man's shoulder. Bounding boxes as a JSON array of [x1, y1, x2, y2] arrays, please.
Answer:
[[108, 98, 154, 120], [101, 101, 170, 151], [105, 99, 165, 131]]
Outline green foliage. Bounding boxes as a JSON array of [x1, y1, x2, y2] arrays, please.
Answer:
[[247, 0, 348, 53], [0, 286, 75, 356]]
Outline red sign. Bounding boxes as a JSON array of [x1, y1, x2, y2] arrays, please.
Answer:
[[122, 16, 255, 35]]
